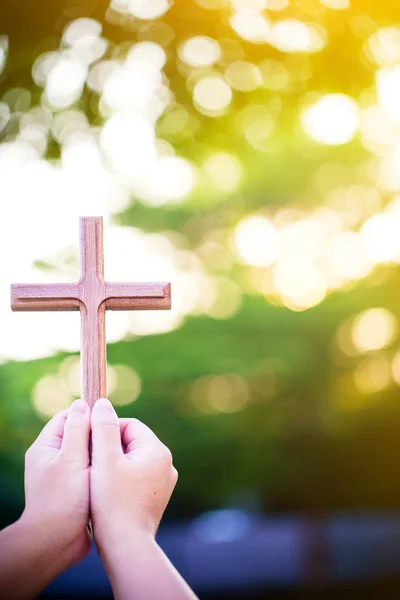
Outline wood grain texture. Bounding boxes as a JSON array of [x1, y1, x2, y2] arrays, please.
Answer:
[[11, 216, 171, 408], [78, 217, 107, 410], [11, 284, 80, 310], [105, 282, 171, 310]]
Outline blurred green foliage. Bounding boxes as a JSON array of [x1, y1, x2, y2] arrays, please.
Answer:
[[2, 0, 400, 528]]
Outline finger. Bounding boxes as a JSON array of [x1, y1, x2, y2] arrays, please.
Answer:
[[61, 399, 90, 464], [91, 398, 123, 461], [34, 409, 69, 452], [119, 418, 164, 455]]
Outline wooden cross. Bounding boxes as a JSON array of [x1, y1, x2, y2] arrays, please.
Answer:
[[11, 217, 171, 408]]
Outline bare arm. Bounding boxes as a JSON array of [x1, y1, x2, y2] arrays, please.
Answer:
[[90, 399, 198, 600], [99, 529, 196, 600], [0, 516, 77, 600]]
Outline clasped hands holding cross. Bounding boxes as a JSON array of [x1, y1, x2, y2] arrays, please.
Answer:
[[2, 217, 196, 599], [24, 398, 179, 573], [0, 398, 196, 600]]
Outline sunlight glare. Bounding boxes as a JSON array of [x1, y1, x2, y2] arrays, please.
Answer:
[[270, 20, 326, 53], [203, 152, 242, 192], [352, 308, 397, 353], [135, 156, 197, 204], [366, 27, 400, 67], [45, 56, 87, 109], [179, 37, 221, 68], [376, 66, 400, 123], [359, 214, 400, 263], [230, 12, 270, 44], [193, 77, 232, 115], [273, 260, 327, 310], [320, 0, 349, 9], [32, 375, 73, 418], [102, 63, 162, 112], [234, 215, 279, 267], [117, 0, 171, 19], [0, 37, 8, 76], [225, 61, 262, 92], [301, 94, 359, 145], [100, 113, 157, 181]]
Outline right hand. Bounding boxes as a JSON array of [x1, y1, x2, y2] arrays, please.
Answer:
[[90, 398, 178, 551]]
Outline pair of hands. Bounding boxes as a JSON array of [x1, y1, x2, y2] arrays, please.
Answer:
[[1, 398, 196, 600], [23, 398, 178, 570]]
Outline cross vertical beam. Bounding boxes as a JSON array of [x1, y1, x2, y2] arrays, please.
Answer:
[[78, 217, 107, 409]]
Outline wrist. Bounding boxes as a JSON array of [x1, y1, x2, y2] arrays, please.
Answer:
[[18, 511, 76, 572], [96, 522, 157, 569], [21, 506, 90, 567], [99, 531, 161, 594], [93, 511, 156, 551]]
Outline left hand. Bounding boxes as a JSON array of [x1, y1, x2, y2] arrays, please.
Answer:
[[22, 399, 92, 568]]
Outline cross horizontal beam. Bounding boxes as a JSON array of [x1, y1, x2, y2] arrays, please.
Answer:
[[105, 282, 171, 310], [11, 284, 80, 311], [11, 282, 171, 311]]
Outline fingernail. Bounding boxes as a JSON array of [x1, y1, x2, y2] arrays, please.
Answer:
[[95, 398, 114, 413], [70, 399, 88, 414]]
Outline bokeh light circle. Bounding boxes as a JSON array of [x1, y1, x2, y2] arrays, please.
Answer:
[[301, 94, 360, 145]]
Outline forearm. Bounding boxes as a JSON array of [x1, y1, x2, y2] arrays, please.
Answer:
[[98, 530, 198, 600], [0, 515, 72, 600]]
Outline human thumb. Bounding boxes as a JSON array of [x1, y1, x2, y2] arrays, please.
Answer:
[[61, 399, 90, 464], [91, 398, 122, 462]]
